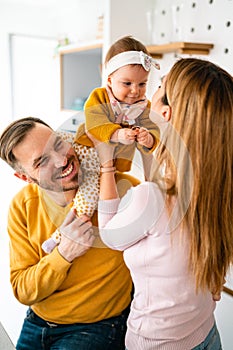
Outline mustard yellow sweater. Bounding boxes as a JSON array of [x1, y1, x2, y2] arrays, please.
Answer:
[[75, 87, 160, 172], [8, 173, 139, 324]]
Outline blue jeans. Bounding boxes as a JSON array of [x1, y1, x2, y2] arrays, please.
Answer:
[[16, 307, 129, 350], [192, 323, 222, 350]]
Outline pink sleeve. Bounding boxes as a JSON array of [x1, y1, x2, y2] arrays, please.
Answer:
[[98, 182, 165, 250]]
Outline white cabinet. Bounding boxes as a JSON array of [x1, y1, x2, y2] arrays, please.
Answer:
[[59, 41, 102, 111]]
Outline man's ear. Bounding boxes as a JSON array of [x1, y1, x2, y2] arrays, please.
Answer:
[[14, 172, 33, 183], [161, 105, 172, 122]]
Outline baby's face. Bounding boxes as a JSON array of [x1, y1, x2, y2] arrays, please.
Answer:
[[107, 64, 149, 105]]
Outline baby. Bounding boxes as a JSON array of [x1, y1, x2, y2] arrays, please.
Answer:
[[75, 36, 160, 180]]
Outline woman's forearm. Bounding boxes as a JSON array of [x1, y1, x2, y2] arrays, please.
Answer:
[[99, 166, 119, 200]]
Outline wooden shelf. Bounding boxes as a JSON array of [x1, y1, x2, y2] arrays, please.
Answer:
[[59, 40, 214, 111], [59, 40, 214, 58], [59, 40, 103, 55], [223, 286, 233, 298], [146, 42, 214, 59], [59, 41, 214, 58]]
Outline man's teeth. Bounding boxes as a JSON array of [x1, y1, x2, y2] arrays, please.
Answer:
[[60, 163, 73, 178]]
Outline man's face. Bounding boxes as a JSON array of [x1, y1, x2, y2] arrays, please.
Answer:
[[13, 123, 80, 193]]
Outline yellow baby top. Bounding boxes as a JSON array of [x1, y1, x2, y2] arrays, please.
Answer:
[[75, 87, 160, 172]]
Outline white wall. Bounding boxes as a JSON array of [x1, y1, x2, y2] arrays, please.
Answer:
[[145, 0, 233, 99], [0, 0, 59, 129]]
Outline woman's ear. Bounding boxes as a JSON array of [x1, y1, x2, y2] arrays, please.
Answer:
[[107, 75, 112, 87], [161, 105, 172, 122], [14, 172, 33, 183]]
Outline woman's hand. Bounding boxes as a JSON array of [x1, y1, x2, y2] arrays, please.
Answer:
[[86, 131, 115, 167], [86, 131, 118, 201]]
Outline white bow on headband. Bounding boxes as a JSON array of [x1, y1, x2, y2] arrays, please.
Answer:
[[105, 50, 160, 75]]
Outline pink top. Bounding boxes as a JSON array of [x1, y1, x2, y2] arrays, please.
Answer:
[[98, 182, 215, 349]]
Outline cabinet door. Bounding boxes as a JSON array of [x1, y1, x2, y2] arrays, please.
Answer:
[[10, 34, 59, 125], [60, 46, 102, 111]]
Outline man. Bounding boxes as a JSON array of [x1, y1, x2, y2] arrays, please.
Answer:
[[0, 117, 139, 350]]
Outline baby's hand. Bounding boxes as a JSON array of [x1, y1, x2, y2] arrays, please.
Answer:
[[117, 128, 137, 145], [136, 127, 154, 149]]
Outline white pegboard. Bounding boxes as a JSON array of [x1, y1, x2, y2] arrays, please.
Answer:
[[147, 0, 233, 98]]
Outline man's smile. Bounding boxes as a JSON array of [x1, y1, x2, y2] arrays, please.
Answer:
[[56, 161, 76, 180]]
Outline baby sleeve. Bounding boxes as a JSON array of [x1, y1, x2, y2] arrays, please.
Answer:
[[72, 143, 100, 216]]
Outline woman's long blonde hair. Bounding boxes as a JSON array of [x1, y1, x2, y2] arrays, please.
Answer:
[[155, 58, 233, 292]]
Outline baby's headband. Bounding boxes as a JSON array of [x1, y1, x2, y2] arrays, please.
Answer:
[[105, 50, 160, 75]]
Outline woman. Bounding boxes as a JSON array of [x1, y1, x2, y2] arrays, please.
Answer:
[[95, 58, 233, 349]]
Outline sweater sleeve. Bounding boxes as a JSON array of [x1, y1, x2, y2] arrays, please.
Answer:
[[72, 144, 100, 217], [84, 87, 121, 142], [98, 182, 165, 251], [8, 189, 72, 305]]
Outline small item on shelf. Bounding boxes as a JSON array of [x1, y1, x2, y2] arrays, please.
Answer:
[[71, 97, 87, 111], [96, 15, 104, 39], [54, 35, 70, 56]]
